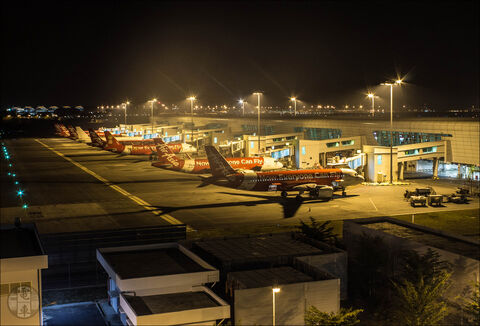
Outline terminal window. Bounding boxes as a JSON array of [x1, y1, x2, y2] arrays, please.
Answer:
[[327, 142, 340, 148], [250, 141, 254, 149], [214, 137, 218, 144], [302, 146, 306, 155], [377, 155, 382, 165], [373, 130, 452, 146], [294, 127, 342, 140], [423, 146, 437, 153], [341, 140, 355, 146]]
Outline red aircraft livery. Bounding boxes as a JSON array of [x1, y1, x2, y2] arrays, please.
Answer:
[[203, 145, 364, 200], [152, 138, 283, 173], [54, 124, 70, 137], [104, 131, 195, 154]]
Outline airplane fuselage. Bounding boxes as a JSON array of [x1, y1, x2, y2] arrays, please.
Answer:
[[212, 169, 344, 191], [152, 157, 281, 173]]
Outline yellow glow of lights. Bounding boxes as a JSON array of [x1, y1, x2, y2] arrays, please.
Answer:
[[187, 96, 196, 101], [395, 79, 403, 84], [272, 288, 280, 293], [290, 97, 296, 101], [238, 99, 244, 104], [126, 101, 130, 105], [367, 93, 374, 98]]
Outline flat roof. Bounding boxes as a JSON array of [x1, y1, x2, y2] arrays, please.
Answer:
[[124, 291, 220, 315], [228, 266, 315, 289], [102, 248, 210, 279], [0, 225, 44, 259], [364, 221, 480, 260], [194, 234, 324, 266]]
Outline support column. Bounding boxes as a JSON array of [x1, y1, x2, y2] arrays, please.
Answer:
[[398, 161, 405, 180], [432, 158, 439, 178], [457, 164, 462, 179]]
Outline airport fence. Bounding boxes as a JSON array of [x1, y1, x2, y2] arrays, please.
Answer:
[[39, 224, 187, 290]]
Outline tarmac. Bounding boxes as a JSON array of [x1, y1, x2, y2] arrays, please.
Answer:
[[1, 138, 478, 235]]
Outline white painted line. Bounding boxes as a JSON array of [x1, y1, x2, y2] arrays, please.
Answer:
[[369, 197, 378, 211], [35, 139, 194, 231]]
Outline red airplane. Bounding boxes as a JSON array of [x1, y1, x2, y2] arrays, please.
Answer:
[[54, 124, 70, 137], [104, 131, 196, 155], [202, 145, 364, 201], [151, 138, 283, 173]]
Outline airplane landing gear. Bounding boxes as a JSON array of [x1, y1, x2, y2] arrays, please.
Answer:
[[342, 191, 347, 197], [281, 191, 288, 198], [295, 194, 303, 202]]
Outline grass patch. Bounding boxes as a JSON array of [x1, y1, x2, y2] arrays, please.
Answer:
[[393, 209, 480, 238], [188, 219, 345, 240]]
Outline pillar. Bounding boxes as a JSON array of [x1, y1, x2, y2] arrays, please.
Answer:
[[457, 164, 462, 179], [398, 161, 405, 180], [432, 158, 439, 178]]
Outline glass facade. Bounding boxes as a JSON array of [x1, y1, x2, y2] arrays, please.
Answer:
[[294, 127, 342, 140], [271, 148, 290, 159], [373, 131, 452, 146]]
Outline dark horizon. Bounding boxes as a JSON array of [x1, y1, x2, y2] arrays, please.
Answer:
[[1, 0, 478, 109]]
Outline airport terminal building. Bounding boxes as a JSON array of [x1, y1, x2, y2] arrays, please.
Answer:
[[163, 116, 480, 182]]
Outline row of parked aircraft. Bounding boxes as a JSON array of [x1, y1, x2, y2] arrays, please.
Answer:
[[54, 123, 364, 201]]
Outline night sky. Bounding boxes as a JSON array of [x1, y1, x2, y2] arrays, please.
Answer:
[[2, 0, 478, 109]]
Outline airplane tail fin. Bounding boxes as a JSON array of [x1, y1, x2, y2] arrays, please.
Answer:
[[104, 131, 124, 152], [204, 146, 236, 178], [88, 129, 105, 147], [153, 138, 183, 167], [67, 125, 78, 139], [59, 124, 70, 137], [75, 127, 90, 142]]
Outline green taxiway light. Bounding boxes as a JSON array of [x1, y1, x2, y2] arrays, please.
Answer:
[[15, 181, 19, 185], [12, 173, 16, 177], [7, 172, 11, 176], [17, 190, 24, 197], [22, 204, 28, 209], [8, 164, 12, 167]]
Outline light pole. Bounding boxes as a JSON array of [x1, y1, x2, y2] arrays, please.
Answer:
[[272, 287, 280, 326], [367, 93, 375, 117], [149, 99, 156, 135], [290, 97, 297, 116], [187, 96, 196, 144], [381, 79, 402, 184], [123, 101, 130, 130], [253, 92, 262, 153], [238, 99, 245, 116]]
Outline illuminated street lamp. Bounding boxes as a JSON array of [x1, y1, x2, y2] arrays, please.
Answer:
[[380, 79, 403, 184], [290, 97, 297, 116], [187, 97, 196, 144], [238, 99, 245, 116], [367, 93, 377, 117], [272, 287, 280, 326], [149, 98, 157, 134], [123, 101, 130, 129], [253, 92, 263, 152]]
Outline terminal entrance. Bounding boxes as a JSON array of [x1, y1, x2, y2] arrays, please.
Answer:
[[405, 159, 480, 180]]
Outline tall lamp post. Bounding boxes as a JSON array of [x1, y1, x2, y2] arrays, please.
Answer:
[[253, 92, 262, 153], [272, 287, 280, 326], [367, 93, 376, 117], [123, 101, 130, 130], [238, 99, 245, 116], [187, 96, 196, 144], [290, 97, 297, 116], [380, 80, 402, 184], [149, 98, 156, 135]]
